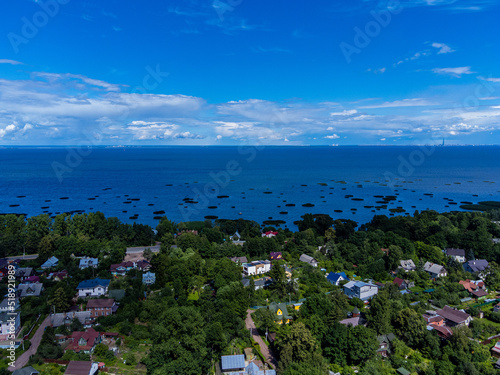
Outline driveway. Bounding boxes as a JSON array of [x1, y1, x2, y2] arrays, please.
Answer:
[[8, 316, 50, 371], [245, 309, 278, 369]]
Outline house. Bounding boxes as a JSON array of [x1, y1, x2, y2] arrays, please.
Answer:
[[142, 271, 156, 285], [64, 361, 98, 375], [136, 260, 151, 271], [79, 257, 99, 269], [0, 311, 21, 340], [339, 315, 366, 327], [270, 252, 282, 260], [0, 298, 20, 313], [376, 333, 396, 357], [430, 324, 453, 340], [229, 256, 248, 265], [12, 366, 40, 375], [77, 278, 110, 298], [393, 278, 413, 290], [15, 267, 34, 281], [444, 248, 466, 263], [18, 283, 43, 298], [245, 362, 276, 374], [231, 231, 246, 245], [86, 299, 117, 318], [326, 272, 349, 286], [243, 260, 271, 276], [262, 231, 278, 238], [41, 256, 59, 269], [423, 262, 447, 278], [494, 303, 500, 313], [436, 305, 472, 327], [50, 311, 92, 328], [399, 259, 416, 272], [471, 289, 487, 299], [459, 279, 478, 293], [422, 311, 444, 326], [292, 303, 303, 311], [463, 259, 489, 275], [110, 261, 135, 276], [221, 354, 245, 373], [66, 328, 101, 353], [268, 302, 292, 324], [24, 276, 40, 284], [299, 254, 318, 267], [50, 270, 69, 281], [242, 277, 272, 290], [492, 341, 500, 358], [343, 281, 378, 301]]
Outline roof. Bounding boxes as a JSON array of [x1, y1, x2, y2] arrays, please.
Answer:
[[18, 283, 43, 297], [270, 251, 282, 259], [229, 256, 248, 264], [86, 299, 115, 308], [41, 256, 59, 269], [377, 333, 396, 344], [436, 305, 470, 325], [64, 361, 94, 375], [299, 254, 317, 264], [221, 354, 245, 370], [459, 279, 477, 292], [66, 329, 100, 352], [15, 267, 33, 277], [50, 311, 91, 327], [424, 262, 446, 274], [77, 278, 110, 290], [445, 248, 465, 257], [79, 257, 98, 268], [465, 259, 489, 273], [471, 289, 488, 298], [397, 368, 411, 375], [327, 272, 349, 284], [339, 316, 363, 327], [393, 277, 404, 287], [269, 302, 290, 320], [430, 324, 453, 339], [12, 366, 40, 375], [400, 259, 416, 269]]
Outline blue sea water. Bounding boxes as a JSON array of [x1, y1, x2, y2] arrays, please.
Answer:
[[1, 146, 499, 229]]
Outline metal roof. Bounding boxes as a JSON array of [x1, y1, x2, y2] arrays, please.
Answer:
[[221, 355, 245, 370]]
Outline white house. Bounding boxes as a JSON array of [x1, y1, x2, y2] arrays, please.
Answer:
[[79, 257, 99, 270], [0, 311, 21, 341], [424, 262, 447, 278], [77, 278, 110, 298], [444, 248, 466, 263], [343, 281, 379, 301], [243, 260, 272, 276]]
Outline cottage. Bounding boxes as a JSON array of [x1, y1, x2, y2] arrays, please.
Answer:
[[243, 260, 271, 276], [262, 231, 278, 238], [50, 311, 92, 328], [343, 281, 378, 301], [231, 231, 246, 245], [12, 366, 40, 375], [50, 270, 69, 281], [422, 311, 444, 326], [444, 248, 466, 263], [463, 259, 489, 275], [430, 324, 453, 340], [471, 289, 487, 299], [459, 279, 478, 293], [339, 315, 366, 327], [40, 256, 59, 270], [269, 302, 292, 324], [18, 283, 43, 298], [66, 328, 101, 353], [492, 341, 500, 358], [229, 256, 248, 265], [393, 278, 413, 290], [142, 271, 156, 285], [436, 305, 471, 327], [245, 362, 276, 374], [136, 260, 151, 272], [15, 267, 34, 281], [79, 257, 99, 270], [86, 299, 117, 318], [299, 254, 318, 267], [64, 361, 98, 375], [377, 333, 396, 357], [221, 354, 245, 373], [399, 259, 416, 272], [326, 272, 349, 286], [0, 311, 20, 340], [423, 262, 447, 278], [77, 278, 110, 298], [110, 261, 135, 276]]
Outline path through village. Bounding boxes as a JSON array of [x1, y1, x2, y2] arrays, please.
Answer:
[[245, 309, 278, 369]]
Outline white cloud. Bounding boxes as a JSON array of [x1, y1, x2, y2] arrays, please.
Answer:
[[431, 42, 455, 54], [478, 77, 500, 83], [432, 66, 475, 77], [324, 134, 340, 139], [0, 59, 23, 65], [330, 109, 357, 116], [359, 98, 437, 109]]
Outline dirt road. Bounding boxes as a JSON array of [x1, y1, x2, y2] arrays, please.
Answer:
[[245, 309, 278, 369]]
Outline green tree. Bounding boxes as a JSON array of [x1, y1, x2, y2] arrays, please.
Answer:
[[49, 287, 70, 313], [394, 308, 427, 347]]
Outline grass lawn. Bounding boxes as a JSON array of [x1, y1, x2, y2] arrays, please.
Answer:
[[410, 286, 424, 293], [188, 291, 200, 300]]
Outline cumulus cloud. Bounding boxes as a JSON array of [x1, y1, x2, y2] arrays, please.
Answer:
[[324, 134, 340, 139]]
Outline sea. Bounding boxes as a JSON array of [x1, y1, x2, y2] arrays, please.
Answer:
[[1, 146, 499, 230]]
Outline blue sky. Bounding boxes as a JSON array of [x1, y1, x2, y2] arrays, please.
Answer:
[[1, 0, 500, 145]]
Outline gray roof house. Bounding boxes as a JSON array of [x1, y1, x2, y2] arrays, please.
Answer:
[[221, 354, 245, 372], [299, 254, 318, 267], [50, 311, 92, 328], [423, 262, 447, 278], [343, 280, 378, 301], [79, 257, 99, 269], [12, 366, 40, 375], [463, 259, 489, 274], [41, 256, 59, 269], [18, 283, 43, 298], [444, 248, 466, 263], [399, 259, 416, 271]]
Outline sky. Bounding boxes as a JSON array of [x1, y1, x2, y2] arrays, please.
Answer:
[[1, 0, 500, 145]]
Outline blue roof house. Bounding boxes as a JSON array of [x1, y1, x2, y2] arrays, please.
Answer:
[[326, 272, 349, 286], [221, 354, 245, 373], [142, 271, 156, 286], [41, 256, 59, 270], [77, 278, 110, 298]]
